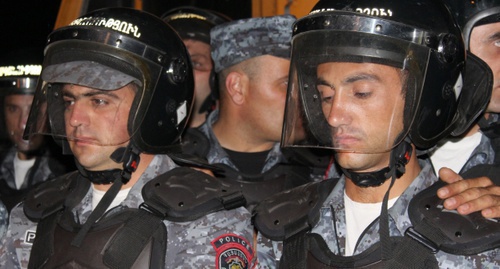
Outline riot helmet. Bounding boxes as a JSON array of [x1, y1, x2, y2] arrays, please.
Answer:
[[0, 49, 44, 152], [161, 6, 231, 45], [24, 7, 194, 158], [0, 63, 40, 95], [282, 0, 472, 154], [162, 6, 231, 116], [444, 0, 500, 48], [444, 1, 500, 137]]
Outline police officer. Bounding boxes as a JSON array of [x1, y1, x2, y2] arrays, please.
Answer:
[[252, 0, 499, 267], [0, 8, 255, 268], [431, 0, 500, 218], [162, 6, 231, 127], [164, 15, 332, 267], [180, 15, 332, 209], [0, 54, 72, 212]]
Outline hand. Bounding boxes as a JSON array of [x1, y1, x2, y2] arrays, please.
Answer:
[[191, 167, 215, 177], [437, 167, 500, 218]]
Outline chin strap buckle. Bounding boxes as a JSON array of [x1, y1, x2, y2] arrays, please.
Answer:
[[121, 147, 141, 184]]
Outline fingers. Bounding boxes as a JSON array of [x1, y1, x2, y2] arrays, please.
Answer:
[[191, 167, 215, 176], [482, 204, 500, 219], [438, 167, 462, 185], [451, 185, 500, 213], [437, 168, 493, 200]]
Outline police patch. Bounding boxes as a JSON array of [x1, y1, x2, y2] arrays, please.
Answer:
[[211, 233, 254, 269], [24, 230, 36, 244]]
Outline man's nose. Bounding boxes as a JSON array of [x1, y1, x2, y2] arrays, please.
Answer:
[[67, 101, 89, 128], [325, 93, 351, 128]]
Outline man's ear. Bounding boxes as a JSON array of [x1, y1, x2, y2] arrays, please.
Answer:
[[224, 71, 248, 105]]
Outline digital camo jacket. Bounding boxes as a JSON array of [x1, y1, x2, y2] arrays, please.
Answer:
[[196, 110, 337, 269], [0, 146, 70, 212], [0, 154, 257, 269], [0, 200, 7, 238], [309, 159, 500, 268], [198, 110, 284, 173], [460, 132, 496, 173]]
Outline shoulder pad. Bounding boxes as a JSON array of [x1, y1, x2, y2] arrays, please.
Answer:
[[24, 171, 89, 221], [408, 180, 500, 255], [217, 163, 313, 207], [142, 167, 246, 222], [252, 179, 338, 241], [180, 127, 210, 158]]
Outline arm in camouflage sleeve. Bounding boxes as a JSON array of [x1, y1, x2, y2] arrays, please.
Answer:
[[165, 206, 275, 268]]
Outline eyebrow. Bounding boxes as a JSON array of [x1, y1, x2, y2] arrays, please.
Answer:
[[486, 31, 500, 41], [316, 72, 382, 87], [62, 88, 119, 100]]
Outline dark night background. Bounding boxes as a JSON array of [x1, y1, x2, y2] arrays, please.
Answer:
[[0, 0, 252, 64]]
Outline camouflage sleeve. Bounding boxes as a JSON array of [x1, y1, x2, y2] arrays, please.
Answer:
[[0, 201, 8, 238], [0, 203, 37, 269], [255, 233, 281, 269], [165, 206, 275, 268]]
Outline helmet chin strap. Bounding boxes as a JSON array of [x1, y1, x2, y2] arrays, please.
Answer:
[[340, 139, 413, 188], [75, 144, 141, 185], [342, 138, 413, 261]]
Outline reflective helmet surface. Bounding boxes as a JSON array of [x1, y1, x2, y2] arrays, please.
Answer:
[[443, 0, 500, 48], [0, 48, 42, 96], [0, 49, 43, 146], [282, 0, 467, 152], [161, 6, 231, 45], [24, 7, 194, 154]]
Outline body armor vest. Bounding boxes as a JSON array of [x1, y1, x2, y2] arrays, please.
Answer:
[[24, 172, 167, 269], [180, 127, 330, 209], [252, 179, 500, 269]]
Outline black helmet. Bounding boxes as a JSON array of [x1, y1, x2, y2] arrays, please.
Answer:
[[281, 0, 480, 152], [24, 7, 194, 155], [444, 0, 500, 48], [161, 6, 231, 45], [0, 48, 43, 96], [0, 48, 43, 145]]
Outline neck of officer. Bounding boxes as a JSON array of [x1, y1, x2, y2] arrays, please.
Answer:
[[17, 151, 36, 161], [463, 123, 480, 137], [212, 105, 275, 153], [344, 148, 421, 203], [92, 153, 155, 192]]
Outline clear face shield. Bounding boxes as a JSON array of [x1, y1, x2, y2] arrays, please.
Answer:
[[282, 27, 432, 154], [23, 41, 155, 155]]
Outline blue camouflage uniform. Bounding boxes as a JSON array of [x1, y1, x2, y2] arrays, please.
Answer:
[[197, 15, 330, 268], [198, 110, 284, 173], [0, 200, 7, 239], [434, 114, 498, 174], [196, 111, 293, 269], [0, 145, 70, 212], [303, 159, 500, 268], [0, 154, 256, 268], [460, 133, 495, 173]]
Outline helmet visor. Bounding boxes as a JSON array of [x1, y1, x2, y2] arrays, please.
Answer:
[[282, 29, 431, 153], [24, 40, 157, 149]]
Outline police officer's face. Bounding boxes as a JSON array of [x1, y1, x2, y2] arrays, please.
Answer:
[[316, 62, 405, 172], [245, 55, 290, 143], [62, 84, 135, 171], [470, 22, 500, 113], [184, 38, 213, 127], [4, 94, 44, 156]]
